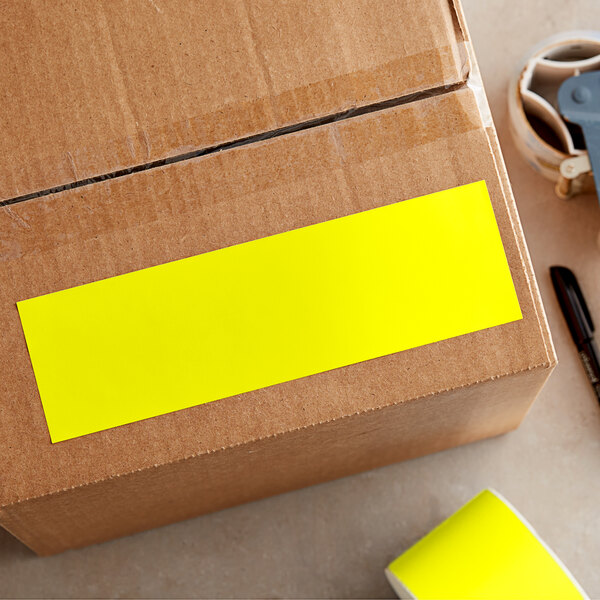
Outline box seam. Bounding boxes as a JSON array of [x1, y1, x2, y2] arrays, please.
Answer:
[[0, 79, 467, 209]]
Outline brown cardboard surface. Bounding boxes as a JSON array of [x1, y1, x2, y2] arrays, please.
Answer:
[[5, 0, 600, 594], [1, 86, 554, 545], [0, 0, 555, 554], [0, 0, 466, 202]]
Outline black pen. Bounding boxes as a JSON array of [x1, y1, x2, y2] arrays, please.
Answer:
[[550, 266, 600, 402]]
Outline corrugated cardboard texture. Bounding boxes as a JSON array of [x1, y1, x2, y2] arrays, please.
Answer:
[[0, 0, 555, 554], [1, 86, 553, 508], [0, 0, 466, 202]]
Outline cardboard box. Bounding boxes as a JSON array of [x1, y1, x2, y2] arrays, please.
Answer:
[[0, 0, 555, 554]]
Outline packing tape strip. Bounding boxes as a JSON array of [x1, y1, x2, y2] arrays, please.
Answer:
[[17, 181, 522, 443], [385, 489, 588, 600]]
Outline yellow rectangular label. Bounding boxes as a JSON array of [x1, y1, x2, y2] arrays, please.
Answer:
[[17, 180, 522, 443]]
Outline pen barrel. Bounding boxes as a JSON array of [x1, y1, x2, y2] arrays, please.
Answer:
[[577, 339, 600, 386]]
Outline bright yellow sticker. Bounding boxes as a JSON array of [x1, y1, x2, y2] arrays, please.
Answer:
[[18, 180, 522, 443], [386, 490, 587, 599]]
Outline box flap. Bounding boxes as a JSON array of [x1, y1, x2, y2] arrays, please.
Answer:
[[0, 87, 553, 507], [0, 0, 467, 202]]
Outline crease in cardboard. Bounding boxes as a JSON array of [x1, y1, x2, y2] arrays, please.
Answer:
[[484, 129, 556, 366], [242, 0, 281, 126], [2, 357, 553, 512], [446, 0, 556, 367]]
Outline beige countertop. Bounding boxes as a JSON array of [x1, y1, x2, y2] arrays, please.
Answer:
[[1, 1, 599, 597]]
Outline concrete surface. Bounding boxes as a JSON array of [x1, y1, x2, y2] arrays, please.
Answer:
[[2, 1, 600, 597]]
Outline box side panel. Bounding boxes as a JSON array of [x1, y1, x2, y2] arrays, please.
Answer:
[[0, 0, 466, 201], [0, 88, 552, 507], [0, 364, 553, 555]]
